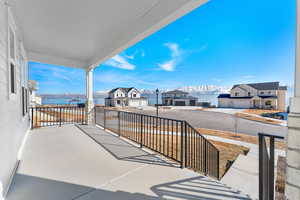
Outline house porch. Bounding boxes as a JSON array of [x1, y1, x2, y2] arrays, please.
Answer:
[[7, 125, 251, 200]]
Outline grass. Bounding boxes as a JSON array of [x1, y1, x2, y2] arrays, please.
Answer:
[[235, 112, 283, 125], [209, 140, 249, 177], [105, 123, 249, 178], [242, 109, 283, 115], [197, 128, 286, 150], [32, 109, 86, 128]]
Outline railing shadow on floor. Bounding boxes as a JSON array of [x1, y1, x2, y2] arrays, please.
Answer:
[[76, 125, 178, 168], [151, 176, 252, 200], [7, 174, 161, 200], [8, 174, 252, 200]]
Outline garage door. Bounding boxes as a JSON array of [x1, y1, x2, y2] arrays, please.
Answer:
[[175, 101, 185, 106], [190, 100, 196, 106]]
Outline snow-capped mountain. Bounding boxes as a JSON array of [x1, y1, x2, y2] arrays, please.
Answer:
[[177, 85, 230, 94]]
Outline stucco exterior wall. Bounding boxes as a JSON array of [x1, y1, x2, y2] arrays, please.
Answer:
[[127, 89, 141, 98], [0, 3, 30, 198], [218, 98, 252, 108], [230, 87, 248, 97], [128, 98, 148, 107]]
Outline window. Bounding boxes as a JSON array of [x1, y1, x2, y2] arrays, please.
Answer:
[[117, 100, 121, 105], [133, 93, 136, 98], [235, 92, 239, 96], [260, 92, 264, 95], [22, 87, 29, 116], [10, 63, 15, 93], [265, 100, 272, 106], [8, 26, 16, 95], [248, 92, 251, 96]]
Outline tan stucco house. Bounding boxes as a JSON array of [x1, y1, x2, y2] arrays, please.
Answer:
[[218, 82, 287, 110]]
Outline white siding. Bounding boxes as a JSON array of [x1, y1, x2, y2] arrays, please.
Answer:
[[0, 3, 30, 197], [128, 89, 141, 98]]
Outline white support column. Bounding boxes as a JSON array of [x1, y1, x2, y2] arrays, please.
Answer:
[[86, 67, 94, 125], [286, 0, 300, 198]]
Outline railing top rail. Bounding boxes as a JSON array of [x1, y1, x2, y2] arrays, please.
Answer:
[[99, 107, 219, 152], [102, 108, 185, 123], [258, 132, 284, 139], [31, 106, 83, 108]]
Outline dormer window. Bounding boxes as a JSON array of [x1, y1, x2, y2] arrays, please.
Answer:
[[133, 93, 136, 98], [260, 92, 264, 95], [248, 92, 251, 96]]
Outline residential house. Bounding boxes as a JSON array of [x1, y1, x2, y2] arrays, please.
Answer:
[[28, 80, 41, 106], [162, 90, 198, 106], [0, 1, 299, 199], [105, 87, 148, 107], [218, 82, 287, 110]]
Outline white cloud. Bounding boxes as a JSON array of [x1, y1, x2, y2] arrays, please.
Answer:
[[164, 43, 180, 57], [158, 60, 176, 72], [158, 42, 182, 71], [103, 54, 136, 70]]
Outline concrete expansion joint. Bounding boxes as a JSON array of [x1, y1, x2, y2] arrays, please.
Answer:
[[287, 126, 300, 131], [286, 181, 300, 190], [288, 113, 300, 118], [287, 163, 300, 171], [287, 147, 300, 153]]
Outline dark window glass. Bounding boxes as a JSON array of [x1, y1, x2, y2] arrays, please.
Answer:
[[10, 63, 15, 93]]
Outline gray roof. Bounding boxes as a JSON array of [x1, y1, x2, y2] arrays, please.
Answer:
[[162, 90, 188, 95], [232, 82, 283, 90], [217, 93, 278, 99], [108, 87, 135, 94]]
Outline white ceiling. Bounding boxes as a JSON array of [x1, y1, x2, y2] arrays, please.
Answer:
[[12, 0, 207, 68]]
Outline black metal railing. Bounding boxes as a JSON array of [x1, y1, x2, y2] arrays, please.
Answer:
[[31, 106, 86, 128], [258, 133, 284, 200], [95, 106, 220, 179]]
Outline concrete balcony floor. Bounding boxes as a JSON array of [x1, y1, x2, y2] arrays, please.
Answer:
[[7, 125, 251, 200]]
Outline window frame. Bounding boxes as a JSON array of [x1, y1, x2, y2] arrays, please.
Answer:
[[7, 8, 18, 99]]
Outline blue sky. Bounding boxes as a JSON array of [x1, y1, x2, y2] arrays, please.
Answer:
[[30, 0, 296, 94]]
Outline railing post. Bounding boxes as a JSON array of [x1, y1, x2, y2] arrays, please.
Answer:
[[217, 151, 220, 180], [94, 106, 97, 124], [118, 111, 121, 136], [184, 121, 188, 168], [140, 114, 143, 148], [31, 108, 34, 129], [104, 108, 106, 129], [269, 136, 275, 200], [258, 134, 263, 200], [59, 107, 62, 127], [204, 139, 207, 176], [180, 121, 184, 169]]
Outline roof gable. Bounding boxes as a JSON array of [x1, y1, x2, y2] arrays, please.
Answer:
[[232, 82, 280, 90], [108, 87, 137, 94]]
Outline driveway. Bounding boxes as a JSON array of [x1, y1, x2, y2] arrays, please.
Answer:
[[130, 109, 287, 138]]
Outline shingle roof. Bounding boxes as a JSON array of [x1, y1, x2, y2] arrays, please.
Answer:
[[108, 87, 135, 94], [217, 93, 278, 99], [232, 82, 280, 90], [279, 86, 288, 90]]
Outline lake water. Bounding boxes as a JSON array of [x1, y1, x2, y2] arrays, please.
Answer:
[[41, 94, 219, 106]]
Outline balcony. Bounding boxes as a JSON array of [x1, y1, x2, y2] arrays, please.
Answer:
[[7, 125, 251, 200]]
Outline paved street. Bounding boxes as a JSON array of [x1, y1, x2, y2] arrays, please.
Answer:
[[129, 109, 287, 138]]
